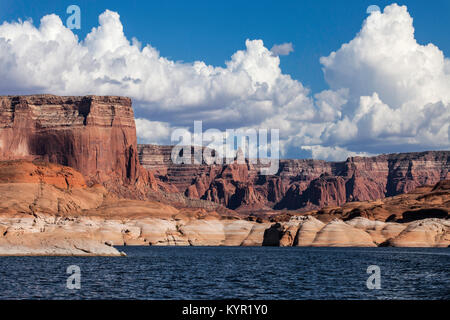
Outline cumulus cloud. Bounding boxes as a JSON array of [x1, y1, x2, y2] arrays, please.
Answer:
[[135, 118, 173, 145], [301, 145, 373, 162], [270, 42, 294, 56], [0, 11, 313, 130], [0, 4, 448, 161], [320, 4, 450, 154], [321, 4, 450, 109]]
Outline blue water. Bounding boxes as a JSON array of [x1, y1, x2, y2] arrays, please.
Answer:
[[0, 247, 448, 299]]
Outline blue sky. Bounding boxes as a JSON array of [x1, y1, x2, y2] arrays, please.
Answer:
[[1, 0, 449, 93], [0, 1, 449, 160]]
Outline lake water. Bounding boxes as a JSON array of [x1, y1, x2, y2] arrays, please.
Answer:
[[0, 247, 448, 299]]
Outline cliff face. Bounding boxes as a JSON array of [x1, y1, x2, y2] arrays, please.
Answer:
[[0, 160, 266, 253], [0, 95, 139, 185], [1, 95, 448, 211], [1, 160, 447, 250], [263, 180, 450, 247], [138, 145, 450, 211]]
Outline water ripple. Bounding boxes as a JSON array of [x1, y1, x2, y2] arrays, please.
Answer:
[[0, 247, 448, 299]]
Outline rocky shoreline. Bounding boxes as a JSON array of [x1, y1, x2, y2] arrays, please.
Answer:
[[0, 161, 448, 255], [0, 95, 448, 255], [1, 213, 448, 256]]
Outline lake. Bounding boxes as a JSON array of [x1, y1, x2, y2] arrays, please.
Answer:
[[0, 247, 448, 299]]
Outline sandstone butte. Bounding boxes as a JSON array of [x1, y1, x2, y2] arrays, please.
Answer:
[[0, 94, 448, 255]]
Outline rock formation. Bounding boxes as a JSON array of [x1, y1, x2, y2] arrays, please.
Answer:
[[0, 95, 448, 254], [0, 95, 143, 186], [0, 160, 448, 253], [261, 180, 450, 247], [139, 144, 449, 211], [263, 215, 449, 248], [0, 160, 270, 254], [384, 219, 450, 247], [1, 95, 447, 212], [311, 179, 449, 223]]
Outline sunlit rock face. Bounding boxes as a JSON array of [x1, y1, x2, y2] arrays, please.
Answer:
[[139, 144, 449, 211], [0, 160, 448, 253], [0, 95, 447, 211], [0, 95, 139, 185]]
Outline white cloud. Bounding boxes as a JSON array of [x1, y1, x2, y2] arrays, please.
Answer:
[[135, 118, 173, 145], [0, 11, 313, 130], [314, 88, 348, 122], [301, 145, 373, 162], [270, 42, 294, 56], [321, 4, 450, 109], [0, 4, 448, 162], [319, 4, 450, 153]]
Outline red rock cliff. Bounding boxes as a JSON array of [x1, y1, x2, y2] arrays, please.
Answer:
[[0, 95, 139, 185], [138, 145, 450, 211], [1, 95, 447, 211]]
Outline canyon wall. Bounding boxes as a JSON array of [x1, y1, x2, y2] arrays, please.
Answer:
[[0, 160, 447, 251], [138, 145, 450, 211], [0, 95, 448, 252], [0, 95, 140, 185], [0, 95, 447, 212]]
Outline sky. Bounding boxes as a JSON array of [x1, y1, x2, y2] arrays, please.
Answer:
[[0, 0, 449, 160]]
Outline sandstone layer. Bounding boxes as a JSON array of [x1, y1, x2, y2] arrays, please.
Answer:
[[0, 160, 448, 253], [0, 95, 140, 185], [1, 95, 447, 213], [0, 160, 270, 254], [262, 180, 450, 247], [139, 144, 449, 211], [0, 95, 448, 253], [263, 215, 449, 247], [309, 179, 449, 223]]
